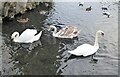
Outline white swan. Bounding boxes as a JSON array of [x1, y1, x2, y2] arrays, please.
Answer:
[[68, 30, 104, 56], [48, 25, 79, 39], [11, 29, 42, 43]]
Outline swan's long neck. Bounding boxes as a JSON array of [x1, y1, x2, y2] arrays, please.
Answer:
[[52, 26, 57, 34], [94, 32, 99, 47]]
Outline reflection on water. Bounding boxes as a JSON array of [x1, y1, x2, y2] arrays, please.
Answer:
[[1, 2, 118, 75]]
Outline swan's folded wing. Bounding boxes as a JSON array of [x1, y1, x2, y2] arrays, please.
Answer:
[[68, 44, 96, 56], [18, 29, 37, 41], [75, 44, 98, 56], [56, 27, 67, 36], [26, 31, 42, 43]]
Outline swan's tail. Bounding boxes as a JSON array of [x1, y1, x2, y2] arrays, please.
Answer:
[[37, 31, 43, 39], [32, 31, 43, 41], [68, 50, 74, 54], [68, 50, 82, 56]]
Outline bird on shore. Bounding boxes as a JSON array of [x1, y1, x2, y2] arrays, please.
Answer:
[[11, 29, 42, 43]]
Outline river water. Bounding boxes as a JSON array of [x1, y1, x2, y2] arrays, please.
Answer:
[[1, 2, 119, 75]]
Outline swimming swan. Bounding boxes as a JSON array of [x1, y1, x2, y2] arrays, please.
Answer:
[[48, 25, 79, 39], [11, 29, 42, 43], [68, 30, 104, 56]]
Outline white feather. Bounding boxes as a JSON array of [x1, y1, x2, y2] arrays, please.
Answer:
[[11, 29, 42, 43], [68, 44, 99, 56], [68, 30, 104, 56]]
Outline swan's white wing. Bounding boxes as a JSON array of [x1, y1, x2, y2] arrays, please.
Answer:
[[56, 27, 66, 36], [68, 44, 98, 56], [26, 31, 42, 43], [18, 29, 37, 41]]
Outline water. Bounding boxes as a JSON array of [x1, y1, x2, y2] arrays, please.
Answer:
[[1, 2, 118, 75]]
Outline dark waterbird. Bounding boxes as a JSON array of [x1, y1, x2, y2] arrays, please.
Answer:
[[103, 11, 111, 18], [102, 6, 108, 10], [86, 6, 92, 11], [79, 2, 84, 6]]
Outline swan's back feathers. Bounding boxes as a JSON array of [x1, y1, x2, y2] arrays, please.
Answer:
[[25, 31, 42, 43], [56, 27, 67, 35], [68, 44, 99, 56], [59, 26, 77, 35], [53, 26, 79, 38], [68, 30, 104, 56], [18, 29, 37, 42]]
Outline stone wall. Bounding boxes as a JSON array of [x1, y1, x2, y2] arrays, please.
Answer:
[[0, 0, 52, 23]]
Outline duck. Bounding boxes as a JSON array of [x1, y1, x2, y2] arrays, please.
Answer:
[[39, 10, 48, 15], [103, 11, 111, 18], [11, 29, 43, 43], [17, 18, 29, 23], [102, 6, 108, 10], [79, 2, 84, 6], [86, 6, 92, 11], [48, 25, 79, 39], [68, 30, 104, 57]]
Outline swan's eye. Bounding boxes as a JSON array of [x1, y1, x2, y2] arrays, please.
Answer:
[[15, 34, 17, 37], [101, 33, 104, 36]]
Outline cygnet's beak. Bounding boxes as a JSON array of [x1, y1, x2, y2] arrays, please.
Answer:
[[48, 27, 52, 31]]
